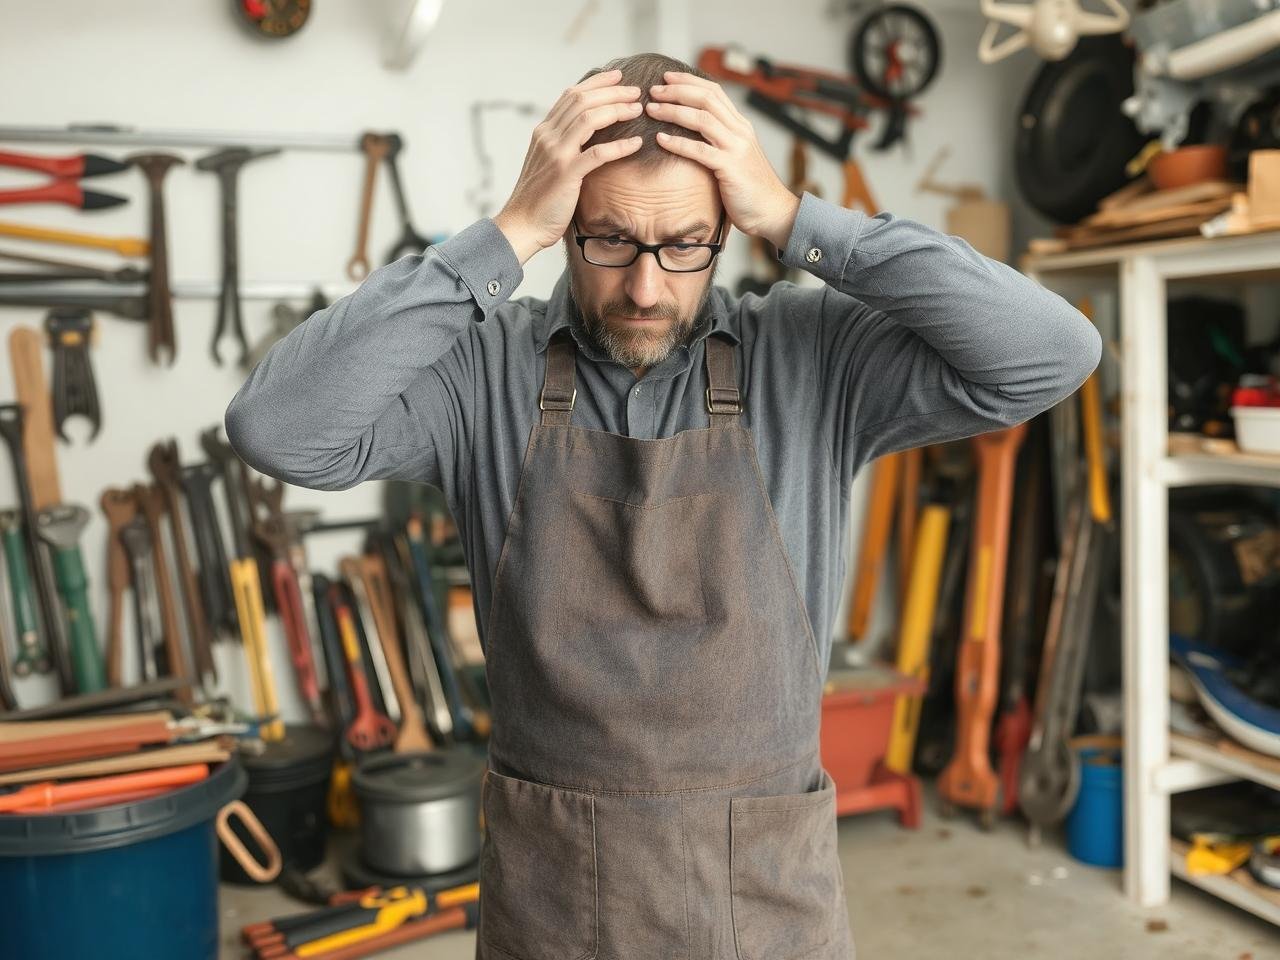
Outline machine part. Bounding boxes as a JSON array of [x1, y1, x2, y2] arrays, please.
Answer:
[[938, 423, 1027, 828], [44, 308, 101, 443], [126, 153, 183, 365], [194, 147, 280, 367], [1015, 35, 1145, 223], [978, 0, 1128, 64]]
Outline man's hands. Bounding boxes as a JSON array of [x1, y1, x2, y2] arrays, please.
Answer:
[[648, 71, 800, 251], [493, 69, 645, 264]]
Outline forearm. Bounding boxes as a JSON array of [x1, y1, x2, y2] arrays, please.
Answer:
[[783, 191, 1100, 409], [224, 217, 522, 488]]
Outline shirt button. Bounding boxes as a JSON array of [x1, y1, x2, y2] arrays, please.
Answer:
[[805, 247, 823, 264], [634, 386, 642, 396], [487, 279, 501, 296]]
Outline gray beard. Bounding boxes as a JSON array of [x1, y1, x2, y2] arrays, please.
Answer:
[[568, 266, 717, 371]]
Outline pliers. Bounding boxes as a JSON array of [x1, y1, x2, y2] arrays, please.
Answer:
[[0, 150, 129, 210]]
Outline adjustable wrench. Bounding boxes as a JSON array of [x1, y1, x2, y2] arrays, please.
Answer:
[[36, 503, 105, 693]]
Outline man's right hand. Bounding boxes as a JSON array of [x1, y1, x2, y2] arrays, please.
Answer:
[[493, 69, 644, 265]]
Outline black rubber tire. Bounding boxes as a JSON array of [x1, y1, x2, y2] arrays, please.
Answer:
[[1014, 35, 1145, 223]]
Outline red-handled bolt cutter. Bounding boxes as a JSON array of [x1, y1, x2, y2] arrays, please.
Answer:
[[0, 150, 129, 210]]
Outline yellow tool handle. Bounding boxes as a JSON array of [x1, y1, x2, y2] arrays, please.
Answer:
[[230, 556, 284, 741], [296, 890, 427, 957], [1076, 299, 1110, 524], [0, 220, 149, 258]]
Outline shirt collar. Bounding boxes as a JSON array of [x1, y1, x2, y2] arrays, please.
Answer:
[[534, 269, 739, 356]]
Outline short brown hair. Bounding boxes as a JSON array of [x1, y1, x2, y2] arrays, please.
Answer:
[[578, 53, 712, 168]]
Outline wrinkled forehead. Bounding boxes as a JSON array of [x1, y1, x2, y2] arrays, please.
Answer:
[[578, 156, 719, 237]]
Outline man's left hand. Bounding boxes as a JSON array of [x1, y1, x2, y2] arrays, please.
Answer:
[[647, 71, 800, 250]]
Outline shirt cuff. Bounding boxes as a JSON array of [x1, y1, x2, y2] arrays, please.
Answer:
[[778, 191, 869, 288], [431, 217, 524, 318]]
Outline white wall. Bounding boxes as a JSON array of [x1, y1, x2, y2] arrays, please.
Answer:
[[0, 0, 1041, 716]]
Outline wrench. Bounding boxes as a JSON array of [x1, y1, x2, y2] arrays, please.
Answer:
[[100, 487, 139, 687], [0, 510, 46, 676], [339, 554, 399, 723], [120, 515, 163, 682], [346, 133, 390, 281], [382, 133, 433, 263], [126, 153, 182, 365], [194, 147, 280, 367], [45, 308, 101, 443], [135, 481, 191, 702], [148, 440, 216, 687], [329, 581, 396, 752], [0, 537, 19, 710], [35, 503, 105, 693], [181, 461, 238, 640]]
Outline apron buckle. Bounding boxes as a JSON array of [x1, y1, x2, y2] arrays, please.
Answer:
[[539, 386, 577, 411], [706, 386, 741, 414]]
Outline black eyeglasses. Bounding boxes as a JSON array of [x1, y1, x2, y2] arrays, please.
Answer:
[[572, 211, 726, 273]]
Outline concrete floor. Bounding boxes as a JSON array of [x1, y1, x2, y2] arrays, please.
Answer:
[[220, 796, 1280, 959]]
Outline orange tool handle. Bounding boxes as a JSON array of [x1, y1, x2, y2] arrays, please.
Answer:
[[0, 763, 208, 812]]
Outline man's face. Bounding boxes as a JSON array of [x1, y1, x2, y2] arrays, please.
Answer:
[[565, 156, 726, 373]]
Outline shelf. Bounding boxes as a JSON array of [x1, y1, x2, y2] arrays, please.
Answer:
[[1160, 451, 1280, 488], [1022, 227, 1280, 280], [1168, 733, 1280, 794], [1170, 838, 1280, 927]]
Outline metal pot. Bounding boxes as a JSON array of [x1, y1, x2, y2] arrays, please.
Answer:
[[352, 748, 485, 876]]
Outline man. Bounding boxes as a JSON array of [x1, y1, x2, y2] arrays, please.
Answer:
[[226, 53, 1100, 960]]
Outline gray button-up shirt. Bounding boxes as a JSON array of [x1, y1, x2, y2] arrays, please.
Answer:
[[225, 192, 1101, 670]]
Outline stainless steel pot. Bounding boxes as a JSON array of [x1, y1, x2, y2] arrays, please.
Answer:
[[352, 748, 485, 876]]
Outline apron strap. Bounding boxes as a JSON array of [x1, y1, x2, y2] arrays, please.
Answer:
[[704, 333, 741, 427], [538, 330, 741, 427], [540, 332, 577, 426]]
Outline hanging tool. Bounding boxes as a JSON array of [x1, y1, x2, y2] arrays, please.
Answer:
[[127, 153, 183, 365], [339, 555, 400, 723], [886, 503, 950, 774], [120, 513, 163, 683], [181, 460, 239, 641], [0, 510, 47, 676], [0, 220, 148, 257], [245, 289, 328, 370], [405, 515, 473, 741], [329, 581, 396, 752], [848, 2, 942, 149], [0, 289, 148, 320], [135, 482, 192, 703], [100, 487, 139, 687], [1019, 369, 1112, 839], [359, 550, 433, 753], [201, 425, 283, 740], [10, 326, 96, 694], [0, 534, 18, 710], [313, 572, 360, 827], [247, 474, 326, 728], [382, 133, 434, 263], [387, 530, 453, 742], [44, 308, 101, 443], [35, 504, 105, 693], [844, 453, 902, 644], [0, 149, 128, 210], [938, 423, 1027, 829], [194, 147, 280, 367], [0, 248, 146, 284], [896, 446, 924, 626], [995, 420, 1049, 814], [347, 133, 391, 280], [148, 440, 217, 687]]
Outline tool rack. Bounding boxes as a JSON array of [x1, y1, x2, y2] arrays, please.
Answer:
[[1023, 228, 1280, 927]]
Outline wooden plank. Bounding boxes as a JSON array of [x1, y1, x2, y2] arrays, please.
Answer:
[[1078, 196, 1231, 231], [0, 739, 230, 786]]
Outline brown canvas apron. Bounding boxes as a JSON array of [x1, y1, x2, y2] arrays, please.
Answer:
[[477, 329, 854, 960]]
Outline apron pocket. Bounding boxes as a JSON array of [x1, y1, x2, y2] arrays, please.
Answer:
[[729, 769, 841, 960], [480, 769, 599, 960]]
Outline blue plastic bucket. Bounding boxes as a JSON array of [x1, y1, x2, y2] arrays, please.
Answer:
[[1066, 739, 1124, 868], [0, 758, 246, 960]]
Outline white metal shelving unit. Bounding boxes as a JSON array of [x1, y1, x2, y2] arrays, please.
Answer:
[[1023, 228, 1280, 926]]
